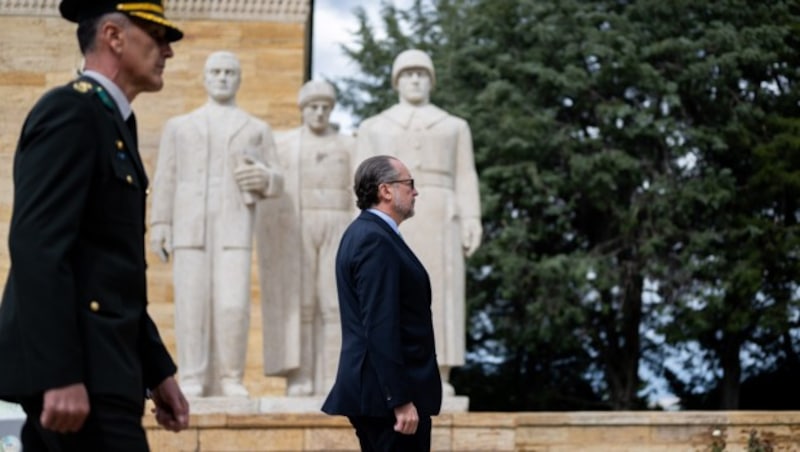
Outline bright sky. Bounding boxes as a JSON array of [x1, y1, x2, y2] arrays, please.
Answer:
[[311, 0, 413, 133]]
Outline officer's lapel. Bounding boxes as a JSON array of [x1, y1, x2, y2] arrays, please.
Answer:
[[84, 77, 148, 187]]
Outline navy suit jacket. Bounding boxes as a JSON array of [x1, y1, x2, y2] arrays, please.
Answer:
[[0, 77, 176, 406], [322, 210, 442, 417]]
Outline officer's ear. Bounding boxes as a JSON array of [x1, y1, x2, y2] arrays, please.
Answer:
[[98, 15, 127, 55]]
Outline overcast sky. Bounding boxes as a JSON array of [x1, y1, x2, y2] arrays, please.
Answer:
[[311, 0, 413, 133]]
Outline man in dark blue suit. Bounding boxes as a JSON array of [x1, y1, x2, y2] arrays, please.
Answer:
[[322, 155, 442, 451], [0, 1, 188, 450]]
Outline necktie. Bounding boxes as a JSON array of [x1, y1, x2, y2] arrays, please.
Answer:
[[126, 112, 138, 148]]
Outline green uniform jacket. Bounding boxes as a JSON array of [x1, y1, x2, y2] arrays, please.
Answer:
[[0, 77, 176, 406]]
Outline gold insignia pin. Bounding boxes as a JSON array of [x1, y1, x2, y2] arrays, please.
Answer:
[[116, 140, 124, 149], [72, 81, 92, 93]]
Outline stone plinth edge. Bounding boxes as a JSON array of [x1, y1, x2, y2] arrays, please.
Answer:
[[185, 396, 260, 415]]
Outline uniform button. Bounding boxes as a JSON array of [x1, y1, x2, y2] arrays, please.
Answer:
[[116, 140, 124, 149], [89, 300, 100, 312], [126, 174, 133, 184]]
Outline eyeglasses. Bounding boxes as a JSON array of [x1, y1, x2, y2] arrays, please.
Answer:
[[385, 178, 415, 190]]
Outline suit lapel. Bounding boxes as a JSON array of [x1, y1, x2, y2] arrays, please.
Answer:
[[360, 211, 427, 272]]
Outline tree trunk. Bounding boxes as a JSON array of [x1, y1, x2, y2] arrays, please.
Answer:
[[607, 262, 643, 409], [719, 334, 742, 409]]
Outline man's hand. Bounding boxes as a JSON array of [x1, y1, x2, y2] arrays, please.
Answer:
[[149, 376, 189, 432], [40, 383, 90, 433], [233, 157, 269, 193], [149, 223, 172, 263], [393, 402, 419, 435], [462, 218, 483, 257]]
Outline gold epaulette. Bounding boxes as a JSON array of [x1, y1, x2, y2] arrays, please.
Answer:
[[72, 80, 94, 93]]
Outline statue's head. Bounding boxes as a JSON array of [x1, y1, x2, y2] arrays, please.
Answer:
[[298, 80, 336, 108], [204, 51, 241, 104], [391, 49, 435, 90], [298, 80, 336, 133]]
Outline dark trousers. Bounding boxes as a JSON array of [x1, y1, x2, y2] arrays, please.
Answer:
[[19, 394, 148, 452], [348, 415, 432, 452]]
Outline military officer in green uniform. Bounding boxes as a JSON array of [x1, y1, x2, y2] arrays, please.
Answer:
[[0, 1, 189, 450]]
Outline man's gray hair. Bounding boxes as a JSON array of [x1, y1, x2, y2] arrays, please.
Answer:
[[354, 155, 400, 210]]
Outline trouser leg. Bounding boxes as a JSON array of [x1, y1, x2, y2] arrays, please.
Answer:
[[348, 416, 432, 452], [319, 215, 344, 394], [213, 248, 252, 395], [20, 395, 149, 452], [173, 248, 211, 395], [286, 222, 318, 396]]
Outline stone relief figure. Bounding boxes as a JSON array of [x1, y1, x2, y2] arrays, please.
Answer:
[[355, 49, 482, 396], [256, 80, 354, 397], [149, 51, 283, 398]]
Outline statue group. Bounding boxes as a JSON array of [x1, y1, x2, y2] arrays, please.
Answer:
[[149, 49, 481, 399]]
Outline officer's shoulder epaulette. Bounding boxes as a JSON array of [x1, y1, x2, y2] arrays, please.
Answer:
[[71, 79, 115, 110], [71, 80, 94, 94]]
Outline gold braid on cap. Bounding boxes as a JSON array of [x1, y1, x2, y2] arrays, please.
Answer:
[[116, 2, 165, 14], [126, 11, 172, 27]]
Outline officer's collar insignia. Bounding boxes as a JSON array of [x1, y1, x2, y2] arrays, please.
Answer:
[[94, 87, 116, 110], [72, 81, 93, 93]]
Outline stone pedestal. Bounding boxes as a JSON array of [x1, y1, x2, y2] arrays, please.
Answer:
[[185, 396, 261, 415], [0, 401, 24, 448], [258, 396, 469, 414], [184, 395, 469, 415]]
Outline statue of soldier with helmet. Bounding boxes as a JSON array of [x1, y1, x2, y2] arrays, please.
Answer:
[[256, 80, 355, 397]]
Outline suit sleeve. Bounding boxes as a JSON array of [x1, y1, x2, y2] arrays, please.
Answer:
[[140, 313, 178, 389], [352, 231, 411, 409], [255, 123, 284, 198], [150, 118, 177, 227], [7, 89, 95, 391], [455, 118, 480, 221]]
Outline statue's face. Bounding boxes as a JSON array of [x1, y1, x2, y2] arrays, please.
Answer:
[[302, 99, 333, 134], [204, 54, 241, 103], [397, 68, 431, 105]]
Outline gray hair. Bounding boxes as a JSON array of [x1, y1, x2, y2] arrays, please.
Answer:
[[354, 155, 400, 210], [76, 12, 129, 55]]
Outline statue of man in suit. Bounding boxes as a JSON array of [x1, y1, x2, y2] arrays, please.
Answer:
[[257, 80, 354, 396], [355, 49, 482, 396], [149, 50, 283, 398]]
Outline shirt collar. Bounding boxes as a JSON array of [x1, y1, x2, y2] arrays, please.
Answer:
[[82, 70, 132, 120], [367, 208, 400, 235]]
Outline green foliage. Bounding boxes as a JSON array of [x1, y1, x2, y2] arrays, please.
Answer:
[[334, 0, 800, 410]]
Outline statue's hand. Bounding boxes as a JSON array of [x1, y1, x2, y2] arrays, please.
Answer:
[[462, 218, 483, 257], [234, 157, 269, 192], [149, 223, 172, 263]]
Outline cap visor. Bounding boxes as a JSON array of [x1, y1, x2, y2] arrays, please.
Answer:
[[128, 11, 183, 42]]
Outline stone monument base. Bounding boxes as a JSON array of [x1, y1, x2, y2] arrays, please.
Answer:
[[0, 401, 24, 448], [185, 395, 469, 415], [145, 410, 800, 451], [184, 396, 260, 414]]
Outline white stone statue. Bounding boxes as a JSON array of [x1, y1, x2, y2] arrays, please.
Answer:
[[256, 80, 354, 396], [354, 49, 482, 396], [149, 51, 284, 398]]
